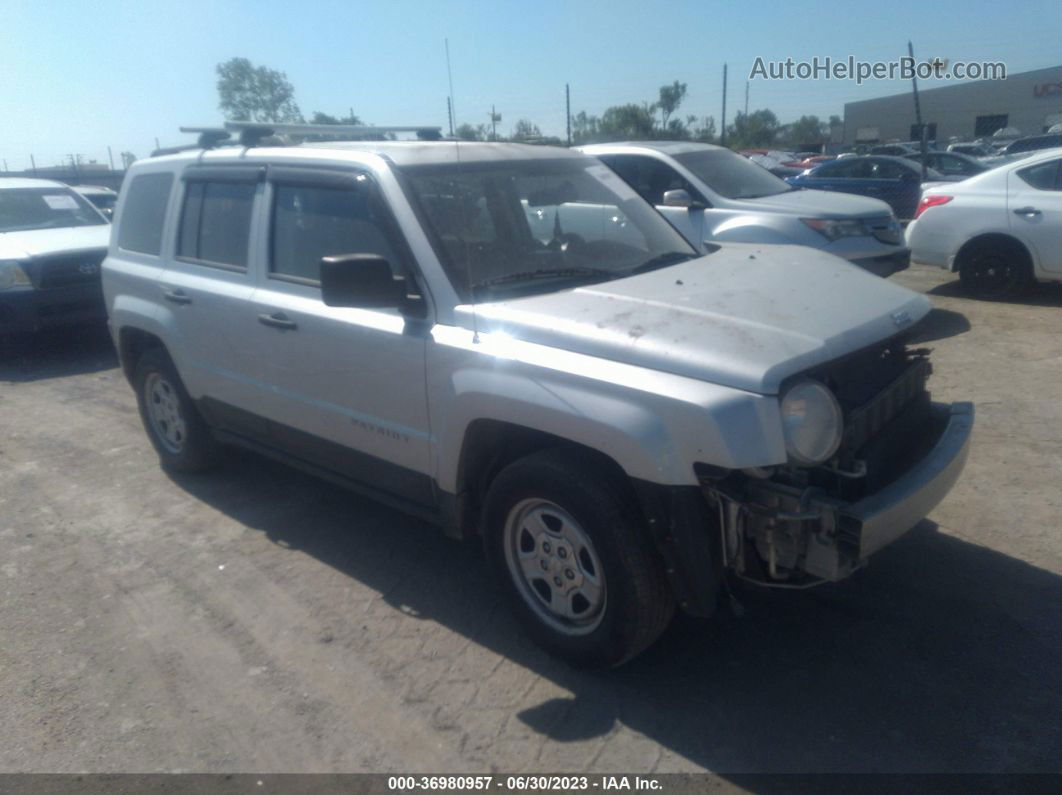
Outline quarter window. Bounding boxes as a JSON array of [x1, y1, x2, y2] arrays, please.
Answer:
[[270, 182, 402, 282], [117, 173, 173, 255], [1018, 160, 1062, 190], [177, 181, 256, 268]]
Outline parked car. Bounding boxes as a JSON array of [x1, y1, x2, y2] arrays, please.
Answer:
[[786, 155, 955, 220], [869, 143, 919, 156], [1001, 133, 1062, 157], [73, 185, 119, 219], [103, 127, 972, 667], [578, 142, 909, 277], [906, 147, 1062, 297], [902, 151, 988, 178], [784, 154, 835, 170], [947, 143, 993, 158], [0, 177, 110, 336]]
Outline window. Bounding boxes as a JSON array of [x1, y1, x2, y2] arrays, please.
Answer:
[[600, 155, 705, 205], [1018, 160, 1062, 190], [673, 149, 790, 198], [870, 159, 908, 179], [399, 158, 695, 299], [117, 174, 172, 254], [974, 114, 1008, 138], [270, 182, 403, 282], [177, 181, 255, 268]]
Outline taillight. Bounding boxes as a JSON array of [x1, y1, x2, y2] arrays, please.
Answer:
[[914, 195, 953, 219]]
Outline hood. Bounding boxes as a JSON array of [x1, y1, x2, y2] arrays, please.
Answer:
[[735, 188, 893, 218], [461, 244, 930, 395], [0, 225, 111, 260]]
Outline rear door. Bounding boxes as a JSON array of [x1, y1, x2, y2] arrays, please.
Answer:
[[158, 165, 264, 406], [243, 166, 434, 506], [1008, 158, 1062, 273]]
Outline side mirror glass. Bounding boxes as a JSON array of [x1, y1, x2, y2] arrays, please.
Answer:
[[661, 189, 706, 209], [320, 253, 407, 308]]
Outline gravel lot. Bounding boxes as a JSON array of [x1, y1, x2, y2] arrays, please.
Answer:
[[1, 263, 1060, 775]]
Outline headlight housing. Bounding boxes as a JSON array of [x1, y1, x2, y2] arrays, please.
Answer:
[[0, 260, 31, 290], [801, 218, 867, 241], [780, 379, 843, 465]]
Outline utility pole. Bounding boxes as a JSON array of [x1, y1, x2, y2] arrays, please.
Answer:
[[107, 146, 115, 171], [30, 154, 37, 176], [720, 63, 728, 148], [744, 80, 749, 117], [445, 38, 457, 131], [566, 83, 571, 147], [155, 137, 160, 152], [491, 104, 498, 140], [447, 97, 454, 137], [908, 40, 928, 180]]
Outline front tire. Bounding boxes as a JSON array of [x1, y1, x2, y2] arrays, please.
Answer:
[[483, 449, 675, 668], [133, 348, 220, 473]]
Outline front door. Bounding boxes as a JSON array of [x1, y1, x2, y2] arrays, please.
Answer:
[[245, 168, 434, 506], [1008, 158, 1062, 273]]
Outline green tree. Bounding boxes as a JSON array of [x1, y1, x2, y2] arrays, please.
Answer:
[[216, 57, 303, 123], [727, 109, 779, 148], [784, 115, 827, 147], [657, 80, 688, 129], [310, 110, 363, 125], [455, 122, 488, 141], [598, 104, 656, 140], [571, 111, 600, 144], [511, 118, 541, 141], [690, 115, 717, 143]]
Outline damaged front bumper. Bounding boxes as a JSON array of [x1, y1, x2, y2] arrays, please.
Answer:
[[706, 402, 974, 585]]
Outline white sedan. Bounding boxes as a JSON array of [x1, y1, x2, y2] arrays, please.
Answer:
[[906, 148, 1062, 297]]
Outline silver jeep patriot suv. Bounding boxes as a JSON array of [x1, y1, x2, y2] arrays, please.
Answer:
[[103, 125, 973, 667]]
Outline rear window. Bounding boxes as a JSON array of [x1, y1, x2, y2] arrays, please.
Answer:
[[177, 181, 256, 268], [117, 173, 173, 255]]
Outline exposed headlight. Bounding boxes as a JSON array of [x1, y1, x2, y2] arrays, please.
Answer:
[[780, 379, 843, 465], [801, 218, 867, 241], [0, 260, 31, 290]]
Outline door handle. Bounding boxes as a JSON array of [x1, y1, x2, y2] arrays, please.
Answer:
[[163, 289, 192, 305], [257, 311, 298, 331], [1013, 206, 1042, 217]]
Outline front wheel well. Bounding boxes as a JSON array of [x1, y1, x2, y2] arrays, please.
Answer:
[[117, 327, 166, 384], [454, 420, 633, 539], [954, 233, 1034, 275]]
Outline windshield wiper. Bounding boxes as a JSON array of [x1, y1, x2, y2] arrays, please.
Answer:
[[472, 266, 615, 289], [627, 251, 698, 275]]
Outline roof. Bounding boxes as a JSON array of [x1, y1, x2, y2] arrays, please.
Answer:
[[0, 176, 69, 190], [148, 140, 589, 169], [73, 185, 117, 195], [577, 141, 726, 156]]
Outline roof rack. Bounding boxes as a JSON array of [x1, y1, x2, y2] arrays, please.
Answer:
[[150, 121, 446, 158], [223, 121, 444, 144]]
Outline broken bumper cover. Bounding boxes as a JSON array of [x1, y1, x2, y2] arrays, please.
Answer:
[[841, 401, 972, 559], [710, 401, 973, 584]]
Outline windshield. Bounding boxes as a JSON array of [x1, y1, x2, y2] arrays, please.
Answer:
[[673, 149, 791, 199], [0, 187, 107, 233], [399, 158, 697, 300], [84, 193, 117, 210]]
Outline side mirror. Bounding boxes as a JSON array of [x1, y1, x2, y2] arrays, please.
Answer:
[[661, 189, 706, 209], [320, 253, 408, 308]]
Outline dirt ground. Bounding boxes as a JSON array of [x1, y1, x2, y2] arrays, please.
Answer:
[[1, 263, 1059, 776]]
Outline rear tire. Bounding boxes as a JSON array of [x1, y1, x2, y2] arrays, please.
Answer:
[[483, 448, 675, 668], [133, 348, 220, 473], [958, 239, 1032, 299]]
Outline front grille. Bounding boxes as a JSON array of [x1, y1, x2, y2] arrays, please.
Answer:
[[33, 251, 105, 289], [842, 357, 931, 456]]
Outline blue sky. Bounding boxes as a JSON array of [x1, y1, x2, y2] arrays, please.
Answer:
[[3, 0, 1060, 170]]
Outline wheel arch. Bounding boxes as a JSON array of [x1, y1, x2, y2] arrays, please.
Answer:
[[954, 232, 1036, 275]]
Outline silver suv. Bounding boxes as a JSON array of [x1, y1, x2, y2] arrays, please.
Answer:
[[577, 142, 909, 277], [103, 128, 973, 667]]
